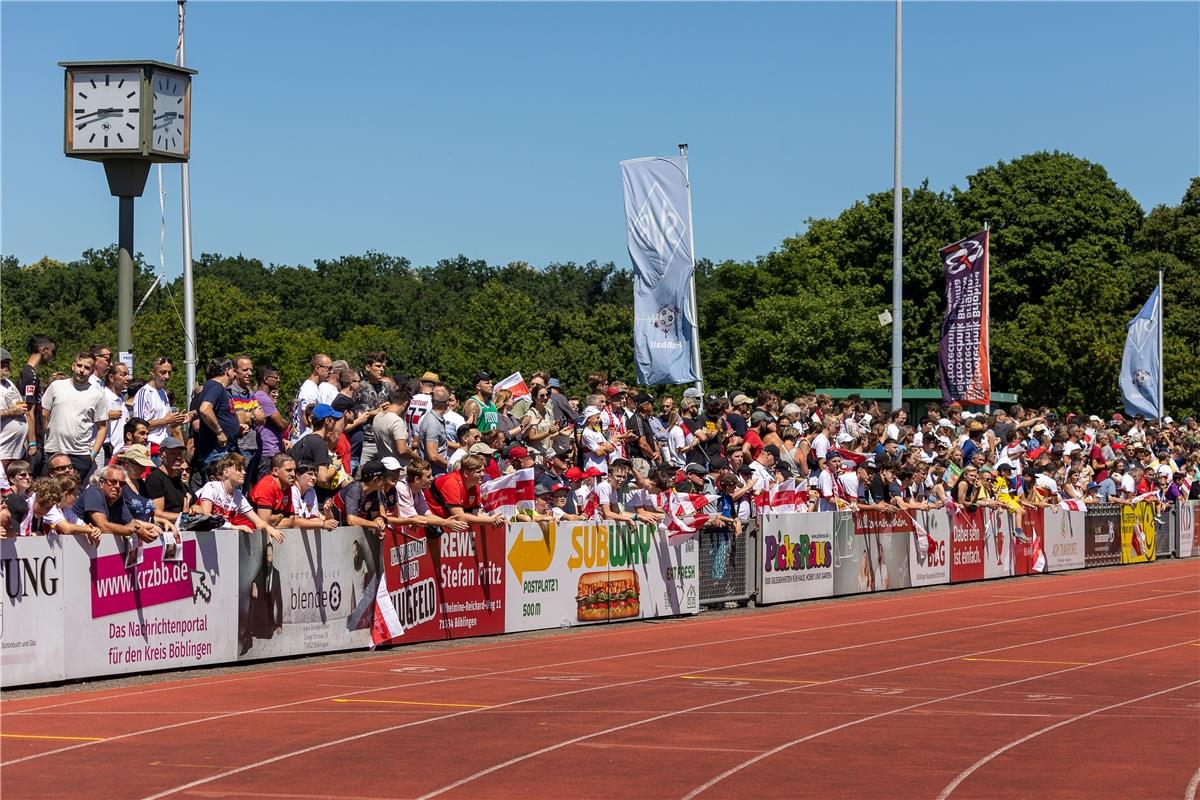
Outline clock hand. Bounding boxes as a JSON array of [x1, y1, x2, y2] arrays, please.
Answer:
[[76, 107, 123, 120]]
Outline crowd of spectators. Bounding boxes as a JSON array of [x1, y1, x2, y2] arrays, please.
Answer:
[[3, 333, 1199, 542]]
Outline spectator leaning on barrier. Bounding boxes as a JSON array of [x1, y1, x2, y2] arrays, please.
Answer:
[[41, 351, 107, 484], [75, 463, 162, 542], [424, 453, 507, 534], [249, 454, 297, 528], [388, 458, 467, 532], [196, 452, 283, 542], [144, 436, 188, 523]]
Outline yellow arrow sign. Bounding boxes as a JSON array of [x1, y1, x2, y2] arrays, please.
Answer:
[[507, 521, 555, 582]]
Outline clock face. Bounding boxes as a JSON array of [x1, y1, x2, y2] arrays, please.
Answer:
[[151, 71, 189, 156], [69, 69, 142, 151]]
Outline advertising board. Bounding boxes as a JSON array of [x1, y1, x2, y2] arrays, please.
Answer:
[[0, 536, 66, 686], [758, 512, 833, 604]]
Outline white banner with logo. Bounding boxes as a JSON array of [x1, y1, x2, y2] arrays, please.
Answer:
[[504, 520, 699, 632], [1043, 507, 1086, 571], [236, 527, 377, 661], [758, 513, 834, 604], [1, 536, 67, 686], [60, 531, 237, 679]]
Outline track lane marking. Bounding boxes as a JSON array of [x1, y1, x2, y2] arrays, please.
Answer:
[[962, 657, 1089, 666], [680, 675, 822, 684], [9, 573, 1185, 768], [330, 699, 490, 709], [935, 679, 1200, 800], [0, 733, 104, 742]]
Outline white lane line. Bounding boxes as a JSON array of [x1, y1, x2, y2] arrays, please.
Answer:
[[429, 613, 1198, 800], [7, 571, 1177, 767], [141, 602, 1195, 800], [1185, 764, 1200, 800], [935, 680, 1200, 800]]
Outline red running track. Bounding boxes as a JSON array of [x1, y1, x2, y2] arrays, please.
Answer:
[[2, 559, 1197, 799]]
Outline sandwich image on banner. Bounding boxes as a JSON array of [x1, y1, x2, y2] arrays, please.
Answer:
[[1120, 285, 1161, 419], [621, 156, 699, 385], [576, 569, 640, 622]]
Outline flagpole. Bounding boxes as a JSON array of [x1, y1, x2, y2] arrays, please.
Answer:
[[1157, 268, 1164, 420], [678, 143, 704, 394], [178, 0, 197, 397], [890, 0, 903, 412]]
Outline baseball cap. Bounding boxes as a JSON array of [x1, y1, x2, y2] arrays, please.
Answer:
[[468, 442, 496, 456], [750, 410, 773, 424], [1111, 413, 1125, 422], [534, 483, 552, 497], [0, 347, 10, 363], [473, 370, 492, 383], [160, 436, 185, 450], [547, 378, 561, 389], [732, 394, 753, 406], [583, 467, 605, 478], [605, 386, 625, 398], [419, 371, 440, 383], [1088, 415, 1103, 423], [996, 462, 1013, 472], [682, 387, 702, 399], [1163, 416, 1174, 424], [508, 446, 531, 459], [549, 483, 569, 494], [311, 404, 342, 421], [380, 456, 403, 471], [836, 432, 853, 444], [117, 444, 154, 467], [1028, 447, 1049, 460], [581, 405, 602, 419], [360, 460, 386, 480], [762, 444, 781, 460], [1086, 482, 1100, 491], [685, 463, 707, 475], [564, 467, 584, 481], [635, 392, 654, 405]]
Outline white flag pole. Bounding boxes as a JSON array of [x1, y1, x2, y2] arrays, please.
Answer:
[[678, 143, 704, 394], [178, 0, 198, 396], [1157, 268, 1164, 420], [890, 0, 904, 413]]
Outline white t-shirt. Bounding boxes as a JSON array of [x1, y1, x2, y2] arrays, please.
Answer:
[[581, 428, 609, 475], [42, 379, 107, 456], [885, 423, 900, 442], [1119, 473, 1137, 495], [448, 448, 468, 470], [838, 470, 860, 500], [667, 425, 690, 467], [593, 480, 615, 512], [0, 377, 27, 460], [1035, 473, 1061, 497], [291, 485, 321, 519], [442, 410, 466, 442], [574, 484, 595, 514], [291, 379, 324, 439], [1062, 440, 1082, 457], [812, 432, 830, 460], [133, 383, 172, 444], [749, 460, 774, 489], [406, 393, 432, 430], [104, 388, 128, 451], [44, 503, 82, 533], [197, 480, 253, 522]]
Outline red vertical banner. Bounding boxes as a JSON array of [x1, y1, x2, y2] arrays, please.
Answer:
[[378, 524, 507, 645], [1013, 507, 1044, 576], [938, 230, 991, 405], [949, 508, 985, 583]]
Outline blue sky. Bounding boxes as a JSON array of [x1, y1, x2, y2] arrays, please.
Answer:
[[2, 2, 1197, 275]]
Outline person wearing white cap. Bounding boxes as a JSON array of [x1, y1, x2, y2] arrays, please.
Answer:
[[579, 405, 612, 476]]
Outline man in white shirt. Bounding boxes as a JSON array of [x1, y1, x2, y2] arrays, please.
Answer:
[[291, 353, 335, 442], [817, 451, 843, 512], [41, 351, 107, 482], [103, 362, 131, 458], [134, 356, 188, 445], [87, 344, 112, 392], [749, 444, 778, 488], [812, 420, 834, 464]]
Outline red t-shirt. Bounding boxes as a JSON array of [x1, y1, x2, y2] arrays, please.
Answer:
[[1089, 445, 1108, 483], [744, 430, 764, 461], [425, 471, 480, 518], [248, 474, 293, 517], [336, 433, 352, 474]]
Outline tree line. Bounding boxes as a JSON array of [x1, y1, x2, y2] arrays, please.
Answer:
[[2, 151, 1197, 416]]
